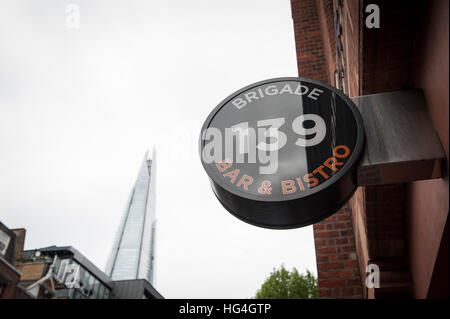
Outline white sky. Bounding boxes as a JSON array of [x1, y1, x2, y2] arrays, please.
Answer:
[[0, 0, 317, 298]]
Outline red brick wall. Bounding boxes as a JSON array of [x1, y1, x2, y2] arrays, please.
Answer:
[[292, 0, 448, 298], [341, 0, 362, 96], [314, 207, 363, 298], [0, 261, 21, 299], [361, 0, 418, 94], [291, 0, 329, 82], [345, 0, 449, 298], [346, 0, 416, 298], [364, 184, 405, 258], [317, 0, 336, 83], [291, 0, 363, 298]]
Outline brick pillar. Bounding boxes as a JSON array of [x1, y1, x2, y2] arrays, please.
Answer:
[[291, 0, 363, 298], [314, 207, 363, 298], [291, 0, 329, 82]]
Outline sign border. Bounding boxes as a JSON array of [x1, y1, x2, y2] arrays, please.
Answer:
[[199, 77, 365, 229]]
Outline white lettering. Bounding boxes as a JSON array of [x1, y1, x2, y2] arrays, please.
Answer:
[[232, 97, 247, 109], [244, 91, 259, 103], [265, 85, 278, 95], [308, 88, 324, 100], [294, 84, 309, 95], [279, 84, 293, 94]]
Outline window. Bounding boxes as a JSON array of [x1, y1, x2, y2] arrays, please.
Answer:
[[97, 284, 105, 299], [88, 274, 95, 297], [91, 278, 100, 299], [82, 269, 91, 296], [103, 288, 111, 299]]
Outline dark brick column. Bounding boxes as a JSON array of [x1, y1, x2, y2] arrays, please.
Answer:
[[291, 0, 363, 298], [291, 0, 329, 82]]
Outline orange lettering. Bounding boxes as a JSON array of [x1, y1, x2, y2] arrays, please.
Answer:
[[313, 165, 330, 179], [237, 175, 254, 190], [323, 157, 343, 171], [296, 177, 305, 191], [223, 169, 240, 183], [334, 145, 350, 158], [216, 159, 232, 172], [281, 180, 297, 194], [303, 173, 319, 188]]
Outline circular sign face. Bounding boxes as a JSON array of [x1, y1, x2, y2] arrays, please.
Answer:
[[199, 77, 365, 229]]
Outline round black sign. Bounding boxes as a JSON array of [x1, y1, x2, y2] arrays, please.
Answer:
[[199, 77, 365, 229]]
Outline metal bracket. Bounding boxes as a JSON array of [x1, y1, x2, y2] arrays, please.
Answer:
[[353, 89, 445, 186]]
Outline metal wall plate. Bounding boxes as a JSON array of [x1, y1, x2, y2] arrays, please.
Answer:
[[354, 89, 445, 185]]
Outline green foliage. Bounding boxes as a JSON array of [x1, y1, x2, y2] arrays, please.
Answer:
[[254, 265, 318, 299]]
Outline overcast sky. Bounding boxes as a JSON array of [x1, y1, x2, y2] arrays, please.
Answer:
[[0, 0, 317, 298]]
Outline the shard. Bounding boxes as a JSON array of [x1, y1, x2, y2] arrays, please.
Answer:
[[106, 150, 156, 284]]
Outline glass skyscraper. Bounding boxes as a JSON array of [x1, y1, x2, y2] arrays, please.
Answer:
[[106, 150, 156, 284]]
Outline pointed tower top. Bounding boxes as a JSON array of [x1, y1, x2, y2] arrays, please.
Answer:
[[144, 150, 150, 161]]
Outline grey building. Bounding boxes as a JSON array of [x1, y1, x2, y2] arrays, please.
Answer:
[[21, 246, 114, 299], [113, 279, 163, 299], [106, 150, 157, 284], [20, 245, 163, 299]]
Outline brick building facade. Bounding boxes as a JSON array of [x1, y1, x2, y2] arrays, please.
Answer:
[[0, 221, 163, 299], [0, 222, 31, 298], [291, 0, 448, 298]]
